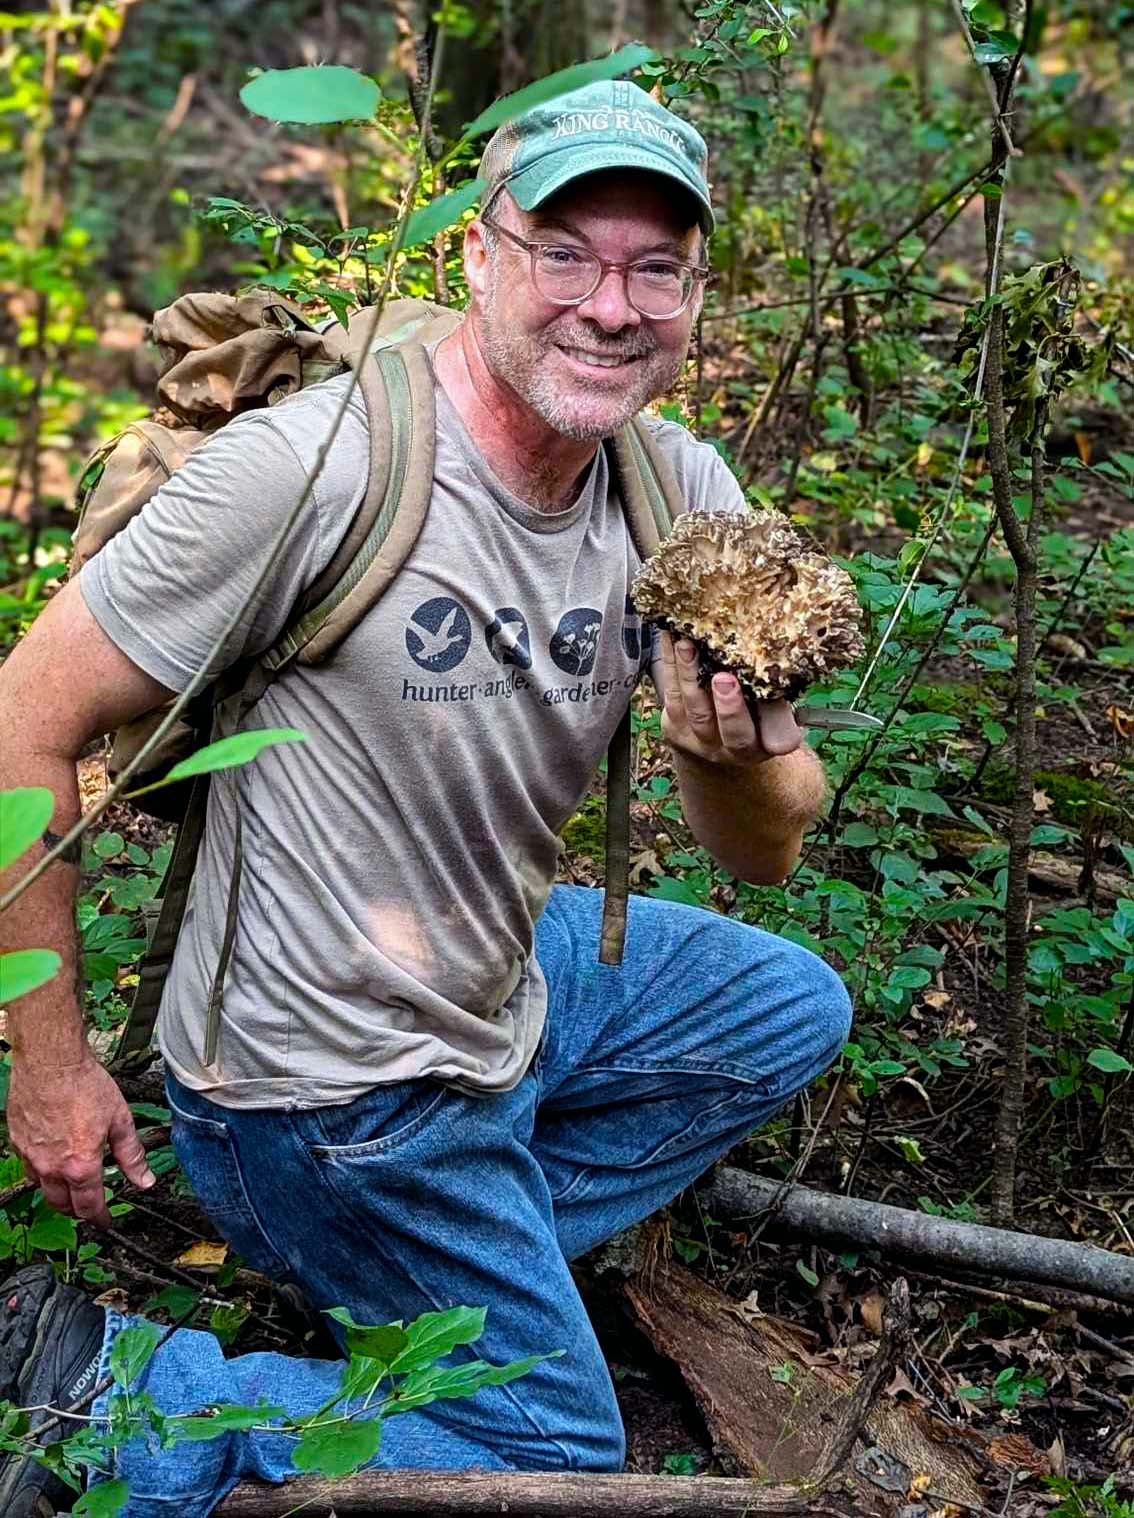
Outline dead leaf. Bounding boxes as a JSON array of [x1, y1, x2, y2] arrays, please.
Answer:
[[859, 1291, 887, 1336], [629, 848, 661, 884], [923, 989, 952, 1010], [1033, 789, 1052, 813], [987, 1433, 1050, 1476], [1106, 705, 1134, 739], [175, 1240, 229, 1268]]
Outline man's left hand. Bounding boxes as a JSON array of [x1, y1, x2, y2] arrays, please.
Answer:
[[658, 632, 802, 767]]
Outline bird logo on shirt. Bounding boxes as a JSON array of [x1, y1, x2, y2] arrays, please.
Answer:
[[485, 608, 532, 669], [406, 597, 472, 672]]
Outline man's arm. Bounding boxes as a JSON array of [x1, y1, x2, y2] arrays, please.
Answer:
[[0, 579, 174, 1225], [654, 631, 827, 884]]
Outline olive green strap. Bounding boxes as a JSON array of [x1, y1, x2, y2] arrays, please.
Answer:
[[110, 772, 210, 1071], [597, 422, 681, 965], [599, 705, 634, 965], [203, 808, 242, 1067]]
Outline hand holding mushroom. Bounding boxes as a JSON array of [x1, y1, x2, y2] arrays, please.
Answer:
[[632, 511, 866, 769]]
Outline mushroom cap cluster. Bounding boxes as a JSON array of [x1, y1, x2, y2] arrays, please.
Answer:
[[630, 510, 865, 701]]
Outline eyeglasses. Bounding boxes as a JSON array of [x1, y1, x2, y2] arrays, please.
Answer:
[[480, 212, 709, 320]]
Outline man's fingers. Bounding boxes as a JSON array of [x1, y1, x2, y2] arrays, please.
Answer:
[[66, 1174, 114, 1228], [37, 1177, 75, 1216], [711, 672, 759, 754], [108, 1106, 157, 1192], [672, 638, 717, 732], [756, 700, 803, 756]]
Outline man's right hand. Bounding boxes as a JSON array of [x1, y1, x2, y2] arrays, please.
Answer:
[[7, 1056, 156, 1227]]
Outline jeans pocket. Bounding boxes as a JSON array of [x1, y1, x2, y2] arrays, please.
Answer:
[[295, 1079, 451, 1159], [166, 1091, 288, 1277]]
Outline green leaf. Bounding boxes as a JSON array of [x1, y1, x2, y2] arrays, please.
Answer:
[[74, 1481, 129, 1518], [390, 1305, 486, 1375], [143, 1284, 200, 1319], [93, 831, 125, 859], [110, 1322, 163, 1388], [1086, 1048, 1133, 1075], [0, 787, 54, 871], [127, 729, 307, 798], [27, 1211, 77, 1252], [646, 876, 704, 908], [398, 181, 485, 254], [325, 1308, 409, 1367], [796, 1260, 819, 1288], [461, 45, 656, 140], [0, 949, 61, 1002], [240, 66, 381, 124], [969, 0, 1005, 23], [897, 1136, 925, 1164], [292, 1415, 381, 1477], [390, 1351, 558, 1413], [175, 1401, 287, 1441], [973, 36, 1016, 63]]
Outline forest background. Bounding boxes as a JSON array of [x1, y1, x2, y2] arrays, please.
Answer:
[[0, 0, 1132, 1512]]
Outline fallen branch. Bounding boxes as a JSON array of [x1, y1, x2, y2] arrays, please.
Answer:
[[703, 1167, 1134, 1304], [216, 1470, 836, 1515]]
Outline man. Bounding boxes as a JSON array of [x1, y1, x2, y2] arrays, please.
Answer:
[[0, 79, 851, 1515]]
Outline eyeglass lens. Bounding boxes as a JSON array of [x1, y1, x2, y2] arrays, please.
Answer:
[[532, 247, 692, 317]]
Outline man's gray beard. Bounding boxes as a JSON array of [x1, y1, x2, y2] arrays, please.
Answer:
[[480, 286, 685, 441]]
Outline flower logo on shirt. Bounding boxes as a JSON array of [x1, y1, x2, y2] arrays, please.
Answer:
[[550, 608, 603, 677]]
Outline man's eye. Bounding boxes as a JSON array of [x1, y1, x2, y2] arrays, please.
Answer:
[[540, 246, 587, 268], [637, 261, 682, 282]]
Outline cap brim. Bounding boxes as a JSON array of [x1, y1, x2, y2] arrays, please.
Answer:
[[505, 145, 715, 235]]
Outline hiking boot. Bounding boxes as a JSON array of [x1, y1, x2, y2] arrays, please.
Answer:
[[0, 1263, 107, 1517]]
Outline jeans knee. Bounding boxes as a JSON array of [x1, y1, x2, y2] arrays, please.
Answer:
[[576, 1408, 626, 1472], [807, 956, 853, 1068]]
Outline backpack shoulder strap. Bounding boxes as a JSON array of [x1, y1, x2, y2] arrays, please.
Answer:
[[112, 337, 439, 1074], [261, 338, 436, 673], [597, 416, 683, 966]]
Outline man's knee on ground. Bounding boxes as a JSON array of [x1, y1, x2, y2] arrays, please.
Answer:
[[772, 940, 853, 1088]]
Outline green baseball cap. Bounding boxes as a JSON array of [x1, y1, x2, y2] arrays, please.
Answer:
[[479, 78, 714, 235]]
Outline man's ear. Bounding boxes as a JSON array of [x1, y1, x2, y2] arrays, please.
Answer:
[[463, 220, 492, 305]]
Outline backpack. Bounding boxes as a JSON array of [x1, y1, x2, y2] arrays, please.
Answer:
[[71, 288, 682, 1073]]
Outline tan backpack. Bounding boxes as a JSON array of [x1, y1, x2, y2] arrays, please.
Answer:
[[70, 288, 683, 1070]]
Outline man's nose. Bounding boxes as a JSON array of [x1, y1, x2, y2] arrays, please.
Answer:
[[576, 266, 641, 333]]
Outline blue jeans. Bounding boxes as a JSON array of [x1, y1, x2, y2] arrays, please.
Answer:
[[91, 885, 850, 1515]]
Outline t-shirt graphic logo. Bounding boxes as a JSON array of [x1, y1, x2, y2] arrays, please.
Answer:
[[406, 596, 471, 672], [485, 607, 532, 669], [621, 593, 642, 664], [550, 608, 603, 677]]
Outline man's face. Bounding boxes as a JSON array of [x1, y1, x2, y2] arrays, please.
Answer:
[[470, 172, 703, 442]]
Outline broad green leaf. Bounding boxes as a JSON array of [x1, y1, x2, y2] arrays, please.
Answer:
[[326, 1306, 410, 1368], [143, 1284, 199, 1319], [390, 1351, 559, 1413], [27, 1211, 78, 1253], [398, 181, 485, 254], [0, 949, 61, 1002], [175, 1401, 288, 1441], [110, 1321, 163, 1388], [240, 66, 381, 125], [1086, 1048, 1133, 1075], [796, 1261, 819, 1288], [646, 876, 704, 908], [126, 729, 307, 799], [390, 1305, 486, 1375], [74, 1481, 129, 1518], [461, 45, 656, 141], [292, 1415, 381, 1477], [0, 787, 54, 871], [973, 36, 1016, 63]]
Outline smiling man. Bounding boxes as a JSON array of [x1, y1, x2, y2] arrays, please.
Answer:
[[0, 79, 851, 1516]]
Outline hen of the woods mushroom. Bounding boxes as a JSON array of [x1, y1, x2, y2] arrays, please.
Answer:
[[631, 510, 866, 703]]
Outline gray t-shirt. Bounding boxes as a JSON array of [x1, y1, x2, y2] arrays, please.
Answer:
[[80, 367, 745, 1109]]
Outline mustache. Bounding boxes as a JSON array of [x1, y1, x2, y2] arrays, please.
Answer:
[[545, 324, 658, 361]]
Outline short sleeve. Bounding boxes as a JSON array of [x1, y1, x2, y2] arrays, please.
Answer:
[[79, 392, 364, 694], [639, 415, 747, 516]]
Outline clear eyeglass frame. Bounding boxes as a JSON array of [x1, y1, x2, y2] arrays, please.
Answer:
[[480, 211, 709, 320]]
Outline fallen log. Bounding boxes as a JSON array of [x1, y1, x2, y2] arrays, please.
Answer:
[[215, 1470, 830, 1515], [703, 1167, 1134, 1304]]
